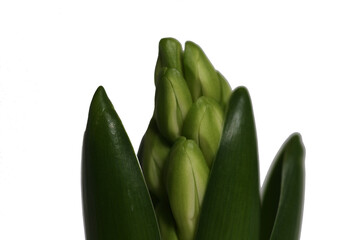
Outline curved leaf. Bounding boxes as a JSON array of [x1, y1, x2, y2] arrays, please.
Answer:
[[260, 133, 305, 240], [82, 86, 160, 240], [195, 87, 260, 240]]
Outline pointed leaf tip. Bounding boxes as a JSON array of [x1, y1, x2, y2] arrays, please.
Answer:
[[260, 133, 305, 240], [196, 86, 260, 240], [87, 86, 114, 124], [287, 132, 306, 155], [82, 87, 161, 239], [231, 86, 250, 100], [92, 86, 107, 104]]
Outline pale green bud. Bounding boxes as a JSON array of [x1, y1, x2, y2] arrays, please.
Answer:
[[138, 119, 171, 200], [182, 96, 224, 167], [183, 41, 221, 102], [155, 202, 179, 240], [217, 71, 232, 110], [165, 137, 209, 240], [155, 68, 193, 143], [155, 38, 183, 86]]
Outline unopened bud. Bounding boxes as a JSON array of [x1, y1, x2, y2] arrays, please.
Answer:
[[183, 41, 221, 102], [155, 202, 179, 240], [182, 96, 224, 167], [155, 38, 183, 86], [217, 71, 232, 110], [138, 119, 171, 200], [165, 137, 209, 240], [155, 68, 193, 142]]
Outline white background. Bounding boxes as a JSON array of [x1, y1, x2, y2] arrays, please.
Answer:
[[1, 0, 359, 239]]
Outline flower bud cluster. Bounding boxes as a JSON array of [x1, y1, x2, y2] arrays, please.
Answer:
[[138, 38, 232, 240]]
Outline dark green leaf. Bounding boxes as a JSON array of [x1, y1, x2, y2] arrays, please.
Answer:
[[195, 87, 261, 240], [82, 86, 161, 240], [260, 133, 305, 240]]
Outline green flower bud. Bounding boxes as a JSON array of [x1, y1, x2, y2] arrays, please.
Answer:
[[138, 119, 171, 200], [183, 41, 221, 102], [155, 68, 193, 143], [165, 137, 209, 240], [155, 202, 179, 240], [155, 38, 183, 86], [217, 71, 232, 110], [182, 96, 224, 167]]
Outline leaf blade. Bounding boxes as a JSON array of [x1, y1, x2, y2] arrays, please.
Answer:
[[195, 86, 261, 240], [260, 133, 306, 240], [82, 86, 161, 240]]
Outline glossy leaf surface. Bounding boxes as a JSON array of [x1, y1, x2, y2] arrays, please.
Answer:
[[82, 86, 160, 240], [195, 87, 261, 240]]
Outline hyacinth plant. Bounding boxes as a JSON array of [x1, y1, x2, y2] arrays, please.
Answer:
[[82, 38, 306, 240]]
